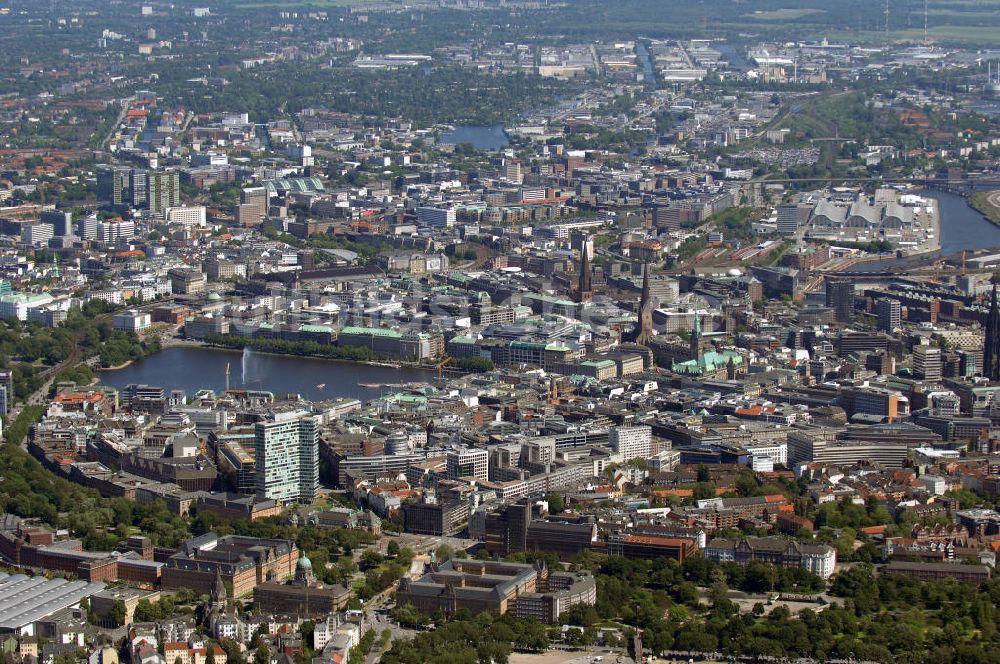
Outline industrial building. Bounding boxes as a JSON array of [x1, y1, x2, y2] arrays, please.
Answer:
[[0, 574, 106, 636]]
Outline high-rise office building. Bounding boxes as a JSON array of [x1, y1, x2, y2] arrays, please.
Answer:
[[913, 345, 942, 382], [825, 278, 856, 324], [76, 215, 98, 240], [652, 206, 680, 232], [254, 412, 319, 503], [40, 210, 73, 237], [129, 169, 149, 208], [959, 350, 980, 378], [875, 298, 901, 333], [148, 171, 180, 213], [237, 187, 268, 227], [610, 425, 652, 461], [505, 160, 522, 184], [96, 166, 173, 210], [777, 203, 802, 235], [446, 448, 488, 482], [97, 165, 131, 206]]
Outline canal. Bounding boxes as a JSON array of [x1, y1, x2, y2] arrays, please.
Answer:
[[636, 41, 655, 82]]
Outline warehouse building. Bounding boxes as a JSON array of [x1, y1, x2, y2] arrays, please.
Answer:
[[0, 574, 106, 636]]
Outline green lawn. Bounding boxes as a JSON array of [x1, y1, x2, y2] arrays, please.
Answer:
[[746, 8, 826, 21], [828, 25, 1000, 47], [970, 191, 1000, 228]]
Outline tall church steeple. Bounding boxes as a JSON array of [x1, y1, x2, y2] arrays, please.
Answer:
[[575, 236, 593, 303], [691, 309, 703, 362], [636, 263, 653, 345], [209, 567, 227, 612], [985, 276, 1000, 381]]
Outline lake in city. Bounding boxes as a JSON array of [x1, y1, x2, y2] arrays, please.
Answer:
[[98, 346, 438, 402], [439, 124, 509, 150]]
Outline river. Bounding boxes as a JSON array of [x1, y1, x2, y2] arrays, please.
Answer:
[[439, 125, 509, 150], [845, 189, 1000, 273], [98, 347, 439, 402]]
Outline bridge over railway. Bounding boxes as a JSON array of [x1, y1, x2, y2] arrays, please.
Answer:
[[752, 176, 1000, 192]]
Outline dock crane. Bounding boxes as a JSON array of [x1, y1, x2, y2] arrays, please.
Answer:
[[436, 357, 452, 385]]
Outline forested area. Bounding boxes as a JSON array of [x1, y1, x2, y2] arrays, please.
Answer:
[[381, 613, 549, 664], [387, 551, 1000, 663], [0, 299, 157, 401]]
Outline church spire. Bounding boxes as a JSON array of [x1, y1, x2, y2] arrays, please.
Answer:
[[210, 567, 227, 611], [691, 309, 703, 363], [575, 236, 593, 303], [641, 261, 650, 304], [636, 263, 653, 345]]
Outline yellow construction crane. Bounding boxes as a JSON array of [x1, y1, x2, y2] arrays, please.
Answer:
[[436, 357, 452, 385]]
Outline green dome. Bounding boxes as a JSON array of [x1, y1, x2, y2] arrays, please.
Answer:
[[207, 292, 222, 301], [298, 554, 312, 570]]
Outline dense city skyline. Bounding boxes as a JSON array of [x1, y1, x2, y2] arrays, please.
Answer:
[[0, 1, 1000, 663]]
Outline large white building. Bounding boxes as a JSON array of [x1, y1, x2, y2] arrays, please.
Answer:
[[312, 614, 360, 651], [255, 411, 319, 503], [0, 293, 54, 321], [416, 206, 456, 228], [801, 546, 837, 579], [190, 152, 228, 166], [96, 219, 137, 243], [446, 447, 489, 482], [112, 309, 152, 332], [744, 441, 787, 466], [76, 215, 98, 240], [165, 206, 207, 227], [87, 290, 124, 305], [22, 223, 54, 247], [609, 425, 652, 461]]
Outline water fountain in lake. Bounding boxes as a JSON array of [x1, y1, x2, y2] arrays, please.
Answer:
[[242, 347, 252, 385]]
